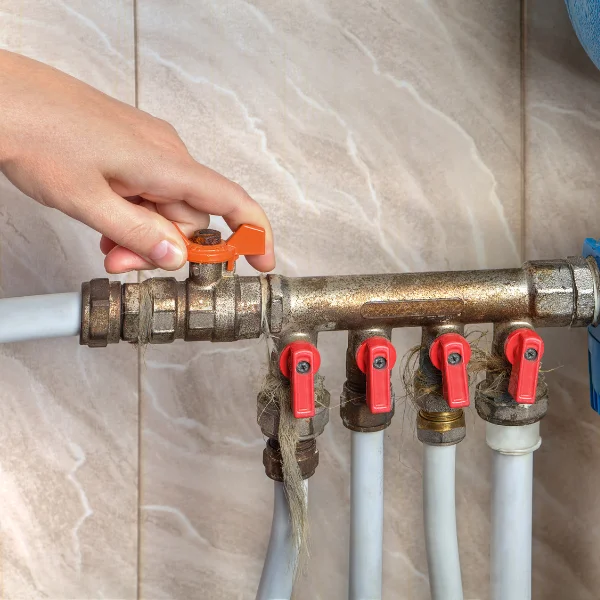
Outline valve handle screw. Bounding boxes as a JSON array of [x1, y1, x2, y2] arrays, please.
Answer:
[[447, 352, 462, 365], [524, 348, 538, 361], [373, 356, 387, 370], [296, 360, 311, 374]]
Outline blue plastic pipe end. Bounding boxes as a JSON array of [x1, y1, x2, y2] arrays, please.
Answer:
[[583, 238, 600, 414]]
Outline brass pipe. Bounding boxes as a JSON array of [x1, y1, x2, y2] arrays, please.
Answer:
[[270, 257, 597, 334]]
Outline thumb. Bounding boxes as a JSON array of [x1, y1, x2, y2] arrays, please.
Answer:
[[64, 183, 187, 270]]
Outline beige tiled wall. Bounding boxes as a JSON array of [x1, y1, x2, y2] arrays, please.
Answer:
[[0, 1, 599, 598], [0, 2, 139, 599]]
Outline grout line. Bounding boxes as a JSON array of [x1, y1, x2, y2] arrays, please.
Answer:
[[133, 2, 142, 599], [520, 0, 528, 263]]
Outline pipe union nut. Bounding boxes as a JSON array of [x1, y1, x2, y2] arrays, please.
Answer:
[[257, 388, 330, 440], [525, 260, 575, 326], [263, 438, 319, 481], [475, 378, 548, 425], [80, 279, 121, 347], [186, 280, 216, 341], [340, 383, 395, 432], [567, 256, 597, 327], [121, 280, 185, 344], [417, 410, 466, 446]]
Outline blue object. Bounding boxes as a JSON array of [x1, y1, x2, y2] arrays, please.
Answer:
[[566, 0, 600, 69], [583, 238, 600, 413]]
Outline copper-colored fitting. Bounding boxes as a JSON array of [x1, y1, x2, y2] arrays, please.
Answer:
[[417, 410, 466, 446], [263, 438, 319, 482], [80, 279, 121, 347]]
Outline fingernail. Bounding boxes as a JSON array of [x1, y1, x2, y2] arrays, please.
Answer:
[[148, 240, 185, 270]]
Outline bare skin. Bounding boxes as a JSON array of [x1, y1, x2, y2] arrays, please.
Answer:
[[0, 50, 275, 274]]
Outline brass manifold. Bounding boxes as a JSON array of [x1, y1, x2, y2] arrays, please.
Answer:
[[79, 254, 599, 468], [80, 256, 599, 348]]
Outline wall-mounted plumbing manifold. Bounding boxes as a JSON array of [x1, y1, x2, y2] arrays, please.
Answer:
[[3, 224, 600, 600]]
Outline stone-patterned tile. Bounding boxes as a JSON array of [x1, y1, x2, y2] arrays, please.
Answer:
[[526, 2, 600, 599], [136, 1, 521, 598], [0, 2, 137, 598]]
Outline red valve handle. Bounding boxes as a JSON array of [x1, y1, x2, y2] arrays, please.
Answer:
[[504, 329, 544, 404], [429, 333, 472, 409], [279, 342, 321, 419], [174, 223, 266, 271], [356, 337, 397, 414]]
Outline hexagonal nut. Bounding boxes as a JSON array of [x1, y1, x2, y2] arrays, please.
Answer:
[[417, 426, 466, 446], [340, 383, 394, 432], [148, 278, 178, 344], [263, 439, 284, 482], [80, 279, 121, 347], [121, 283, 140, 343], [295, 439, 319, 479], [525, 260, 575, 326], [475, 379, 548, 426], [263, 438, 319, 481], [189, 262, 224, 287], [414, 390, 451, 413], [186, 280, 215, 341], [257, 388, 330, 440], [567, 256, 597, 326]]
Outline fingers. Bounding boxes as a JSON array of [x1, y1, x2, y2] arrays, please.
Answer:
[[100, 235, 117, 255], [145, 160, 275, 272], [64, 179, 189, 271], [99, 200, 210, 273], [150, 199, 210, 236], [104, 246, 155, 273]]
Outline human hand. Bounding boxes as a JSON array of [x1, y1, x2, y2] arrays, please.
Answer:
[[0, 50, 275, 273]]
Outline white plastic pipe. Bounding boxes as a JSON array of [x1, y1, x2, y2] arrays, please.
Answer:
[[423, 444, 464, 600], [349, 429, 384, 600], [487, 422, 540, 600], [0, 293, 81, 343], [256, 480, 307, 600]]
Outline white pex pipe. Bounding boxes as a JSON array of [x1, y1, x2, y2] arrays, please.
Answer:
[[0, 293, 81, 343], [349, 429, 384, 600], [423, 444, 464, 600], [256, 480, 307, 600], [487, 422, 540, 600]]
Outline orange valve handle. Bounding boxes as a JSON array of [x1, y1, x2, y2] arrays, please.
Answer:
[[174, 223, 266, 271]]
